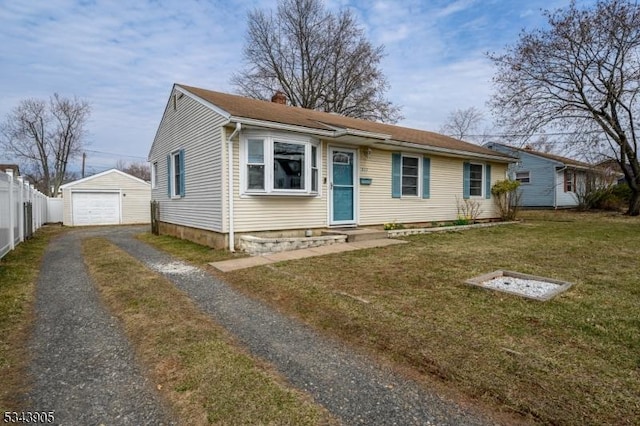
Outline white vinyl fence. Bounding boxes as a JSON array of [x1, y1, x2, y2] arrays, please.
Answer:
[[0, 170, 50, 260]]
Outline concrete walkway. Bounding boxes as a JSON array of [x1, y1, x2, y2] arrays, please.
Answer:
[[210, 238, 408, 272]]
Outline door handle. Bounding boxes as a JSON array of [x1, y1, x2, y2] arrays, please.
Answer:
[[329, 182, 333, 190]]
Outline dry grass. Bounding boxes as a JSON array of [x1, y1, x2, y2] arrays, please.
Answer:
[[82, 238, 335, 425], [145, 210, 640, 425], [136, 233, 244, 264], [0, 225, 66, 410]]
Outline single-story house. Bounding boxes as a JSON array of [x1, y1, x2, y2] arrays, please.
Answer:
[[149, 84, 515, 250], [484, 142, 601, 208], [60, 168, 151, 226]]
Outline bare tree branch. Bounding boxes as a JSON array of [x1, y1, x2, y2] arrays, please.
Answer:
[[0, 94, 90, 196], [232, 0, 402, 123]]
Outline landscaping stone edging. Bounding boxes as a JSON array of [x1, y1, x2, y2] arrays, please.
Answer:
[[240, 234, 348, 255], [387, 221, 519, 237]]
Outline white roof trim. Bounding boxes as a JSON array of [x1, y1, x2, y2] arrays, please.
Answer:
[[175, 85, 232, 119], [60, 168, 150, 189]]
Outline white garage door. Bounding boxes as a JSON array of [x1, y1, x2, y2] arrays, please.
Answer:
[[72, 192, 120, 225]]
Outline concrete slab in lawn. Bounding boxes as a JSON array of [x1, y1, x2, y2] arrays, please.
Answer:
[[210, 239, 408, 272]]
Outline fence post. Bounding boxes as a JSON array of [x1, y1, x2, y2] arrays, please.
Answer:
[[17, 177, 24, 242], [6, 170, 15, 250]]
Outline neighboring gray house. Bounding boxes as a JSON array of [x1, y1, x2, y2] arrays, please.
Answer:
[[485, 143, 594, 208]]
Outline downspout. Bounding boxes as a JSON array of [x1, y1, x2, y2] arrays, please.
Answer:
[[227, 122, 241, 252]]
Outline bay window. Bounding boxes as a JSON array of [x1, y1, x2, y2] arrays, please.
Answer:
[[241, 132, 320, 195]]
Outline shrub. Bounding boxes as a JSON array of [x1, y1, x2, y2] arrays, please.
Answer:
[[491, 180, 521, 220], [383, 222, 405, 230], [456, 197, 483, 223]]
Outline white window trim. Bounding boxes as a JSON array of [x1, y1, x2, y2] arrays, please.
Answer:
[[239, 130, 321, 196], [401, 154, 421, 198], [170, 150, 182, 199], [469, 162, 484, 198]]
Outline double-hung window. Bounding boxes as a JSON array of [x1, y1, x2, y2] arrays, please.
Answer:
[[469, 163, 483, 197], [167, 149, 185, 198], [247, 139, 265, 190], [242, 132, 319, 195], [463, 162, 490, 199], [392, 153, 430, 198], [564, 169, 575, 192], [401, 155, 419, 196]]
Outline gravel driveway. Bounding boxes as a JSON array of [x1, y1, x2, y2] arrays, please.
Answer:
[[24, 228, 174, 425], [107, 229, 497, 426], [24, 226, 496, 425]]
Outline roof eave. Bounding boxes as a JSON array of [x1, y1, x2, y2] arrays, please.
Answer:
[[228, 117, 514, 162]]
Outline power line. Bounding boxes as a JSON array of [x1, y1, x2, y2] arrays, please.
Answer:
[[83, 149, 147, 160]]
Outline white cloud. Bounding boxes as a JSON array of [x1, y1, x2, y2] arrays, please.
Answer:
[[0, 0, 600, 168]]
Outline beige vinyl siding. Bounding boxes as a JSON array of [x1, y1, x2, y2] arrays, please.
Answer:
[[62, 171, 150, 225], [150, 90, 226, 232], [231, 139, 328, 232], [358, 148, 507, 225]]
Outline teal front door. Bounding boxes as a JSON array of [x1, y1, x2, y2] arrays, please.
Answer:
[[330, 148, 355, 224]]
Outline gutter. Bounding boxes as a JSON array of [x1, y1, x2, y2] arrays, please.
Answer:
[[226, 122, 242, 252], [232, 116, 513, 163]]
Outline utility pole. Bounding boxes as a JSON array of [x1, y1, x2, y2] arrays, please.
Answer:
[[82, 152, 86, 178]]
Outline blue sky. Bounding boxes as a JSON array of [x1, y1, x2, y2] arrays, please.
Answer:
[[0, 0, 594, 174]]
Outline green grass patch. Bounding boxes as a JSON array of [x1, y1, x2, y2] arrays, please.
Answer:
[[146, 210, 640, 424], [82, 238, 334, 425], [136, 233, 244, 264], [0, 225, 66, 410]]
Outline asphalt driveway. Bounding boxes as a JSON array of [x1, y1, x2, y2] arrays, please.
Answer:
[[25, 226, 496, 425]]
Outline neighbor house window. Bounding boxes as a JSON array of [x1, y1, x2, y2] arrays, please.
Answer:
[[469, 163, 483, 196], [168, 150, 184, 197], [242, 132, 319, 195], [401, 155, 419, 196], [564, 169, 575, 192], [515, 171, 530, 183]]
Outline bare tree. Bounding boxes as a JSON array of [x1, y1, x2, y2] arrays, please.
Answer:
[[489, 0, 640, 215], [116, 160, 150, 181], [232, 0, 402, 123], [1, 94, 90, 196], [439, 107, 485, 141]]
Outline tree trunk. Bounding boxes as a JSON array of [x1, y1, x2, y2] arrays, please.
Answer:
[[628, 189, 640, 216]]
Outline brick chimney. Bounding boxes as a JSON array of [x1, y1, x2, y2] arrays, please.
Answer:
[[271, 91, 287, 105]]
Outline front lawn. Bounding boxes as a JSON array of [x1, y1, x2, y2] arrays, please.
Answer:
[[144, 210, 640, 424]]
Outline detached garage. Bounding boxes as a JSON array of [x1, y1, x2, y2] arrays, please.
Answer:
[[61, 169, 151, 226]]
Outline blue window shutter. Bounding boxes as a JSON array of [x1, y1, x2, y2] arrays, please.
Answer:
[[485, 164, 492, 199], [422, 156, 430, 199], [391, 153, 401, 198], [166, 154, 171, 197], [179, 149, 185, 196], [463, 162, 470, 199]]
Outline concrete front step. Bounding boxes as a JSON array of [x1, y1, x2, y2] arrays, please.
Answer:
[[322, 228, 388, 243]]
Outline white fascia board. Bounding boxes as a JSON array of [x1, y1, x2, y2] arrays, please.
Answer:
[[231, 116, 336, 137], [61, 169, 150, 189], [175, 85, 231, 120]]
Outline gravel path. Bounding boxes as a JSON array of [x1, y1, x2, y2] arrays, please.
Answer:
[[24, 228, 174, 425], [107, 229, 496, 426]]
